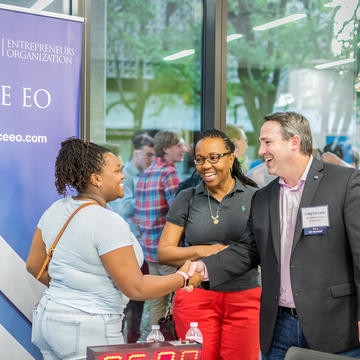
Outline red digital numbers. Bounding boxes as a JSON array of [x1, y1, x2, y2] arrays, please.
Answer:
[[155, 351, 176, 360], [179, 350, 201, 360], [127, 354, 147, 359], [99, 349, 201, 360]]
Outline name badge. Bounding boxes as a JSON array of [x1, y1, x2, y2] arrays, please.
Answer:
[[301, 205, 329, 235]]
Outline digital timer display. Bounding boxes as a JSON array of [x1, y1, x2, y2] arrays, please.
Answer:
[[87, 341, 202, 360]]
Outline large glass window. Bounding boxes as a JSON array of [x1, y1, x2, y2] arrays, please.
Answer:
[[0, 0, 75, 14], [226, 0, 360, 184], [100, 0, 203, 178], [88, 0, 203, 339]]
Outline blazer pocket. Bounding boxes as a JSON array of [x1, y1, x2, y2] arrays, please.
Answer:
[[330, 283, 356, 298]]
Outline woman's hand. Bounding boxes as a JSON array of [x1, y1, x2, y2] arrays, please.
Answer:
[[196, 243, 229, 258], [158, 223, 230, 266]]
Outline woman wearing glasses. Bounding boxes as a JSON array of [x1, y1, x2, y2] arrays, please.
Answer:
[[158, 129, 261, 360]]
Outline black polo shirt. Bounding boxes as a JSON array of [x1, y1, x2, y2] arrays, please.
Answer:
[[167, 178, 260, 292]]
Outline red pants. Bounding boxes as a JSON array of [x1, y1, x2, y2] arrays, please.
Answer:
[[173, 287, 261, 360]]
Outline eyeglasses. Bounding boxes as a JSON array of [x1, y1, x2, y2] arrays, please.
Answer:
[[194, 152, 232, 166]]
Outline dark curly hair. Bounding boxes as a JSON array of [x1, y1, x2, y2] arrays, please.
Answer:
[[55, 137, 111, 195], [197, 129, 257, 187]]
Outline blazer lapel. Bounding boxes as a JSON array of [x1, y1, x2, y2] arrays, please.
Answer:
[[292, 158, 324, 250], [269, 179, 281, 264]]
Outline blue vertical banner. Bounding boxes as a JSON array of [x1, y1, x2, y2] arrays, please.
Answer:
[[0, 5, 83, 359]]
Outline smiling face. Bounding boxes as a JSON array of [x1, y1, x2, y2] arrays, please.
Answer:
[[258, 121, 296, 178], [164, 139, 187, 163], [98, 152, 125, 201], [195, 137, 235, 191]]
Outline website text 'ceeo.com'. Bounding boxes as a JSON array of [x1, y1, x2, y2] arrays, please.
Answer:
[[0, 133, 47, 143]]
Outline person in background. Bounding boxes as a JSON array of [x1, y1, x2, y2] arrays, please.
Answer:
[[226, 124, 249, 173], [189, 111, 360, 359], [109, 133, 154, 343], [246, 160, 277, 187], [323, 142, 344, 159], [134, 130, 187, 326], [110, 133, 154, 238], [321, 142, 359, 169], [158, 129, 261, 360], [26, 137, 200, 360], [351, 149, 359, 168]]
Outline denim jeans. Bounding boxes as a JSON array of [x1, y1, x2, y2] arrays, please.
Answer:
[[262, 309, 360, 360], [32, 296, 124, 360]]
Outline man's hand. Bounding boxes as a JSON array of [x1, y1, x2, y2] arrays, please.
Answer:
[[181, 261, 206, 292], [187, 271, 204, 290], [187, 260, 205, 277]]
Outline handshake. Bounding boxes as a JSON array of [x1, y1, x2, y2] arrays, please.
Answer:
[[177, 260, 206, 292], [175, 243, 229, 291]]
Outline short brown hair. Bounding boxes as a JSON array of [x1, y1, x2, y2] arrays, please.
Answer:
[[154, 131, 180, 157], [264, 111, 313, 156], [133, 134, 154, 150]]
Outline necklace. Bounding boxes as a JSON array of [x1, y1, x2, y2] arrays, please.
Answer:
[[207, 179, 234, 225]]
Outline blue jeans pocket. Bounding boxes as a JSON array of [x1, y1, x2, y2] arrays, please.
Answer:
[[45, 317, 80, 358]]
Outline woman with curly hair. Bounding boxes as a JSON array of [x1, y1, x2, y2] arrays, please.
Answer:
[[26, 137, 201, 360]]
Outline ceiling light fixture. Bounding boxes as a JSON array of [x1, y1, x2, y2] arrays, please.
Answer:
[[163, 49, 195, 61], [253, 13, 307, 31], [315, 58, 355, 69], [227, 34, 243, 42]]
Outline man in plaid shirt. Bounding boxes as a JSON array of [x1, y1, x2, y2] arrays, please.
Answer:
[[135, 130, 186, 326]]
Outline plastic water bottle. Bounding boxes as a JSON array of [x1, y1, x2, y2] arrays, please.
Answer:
[[146, 325, 165, 342], [185, 322, 203, 343]]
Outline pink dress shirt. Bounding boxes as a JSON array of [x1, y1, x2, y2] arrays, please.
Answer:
[[202, 156, 313, 302], [278, 156, 313, 308]]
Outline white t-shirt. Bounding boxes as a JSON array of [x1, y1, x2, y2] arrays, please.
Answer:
[[38, 196, 144, 314]]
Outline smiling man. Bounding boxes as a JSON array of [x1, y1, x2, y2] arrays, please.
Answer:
[[189, 111, 360, 359]]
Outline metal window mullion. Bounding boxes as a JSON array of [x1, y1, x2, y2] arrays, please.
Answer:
[[201, 0, 227, 132], [77, 0, 91, 140]]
